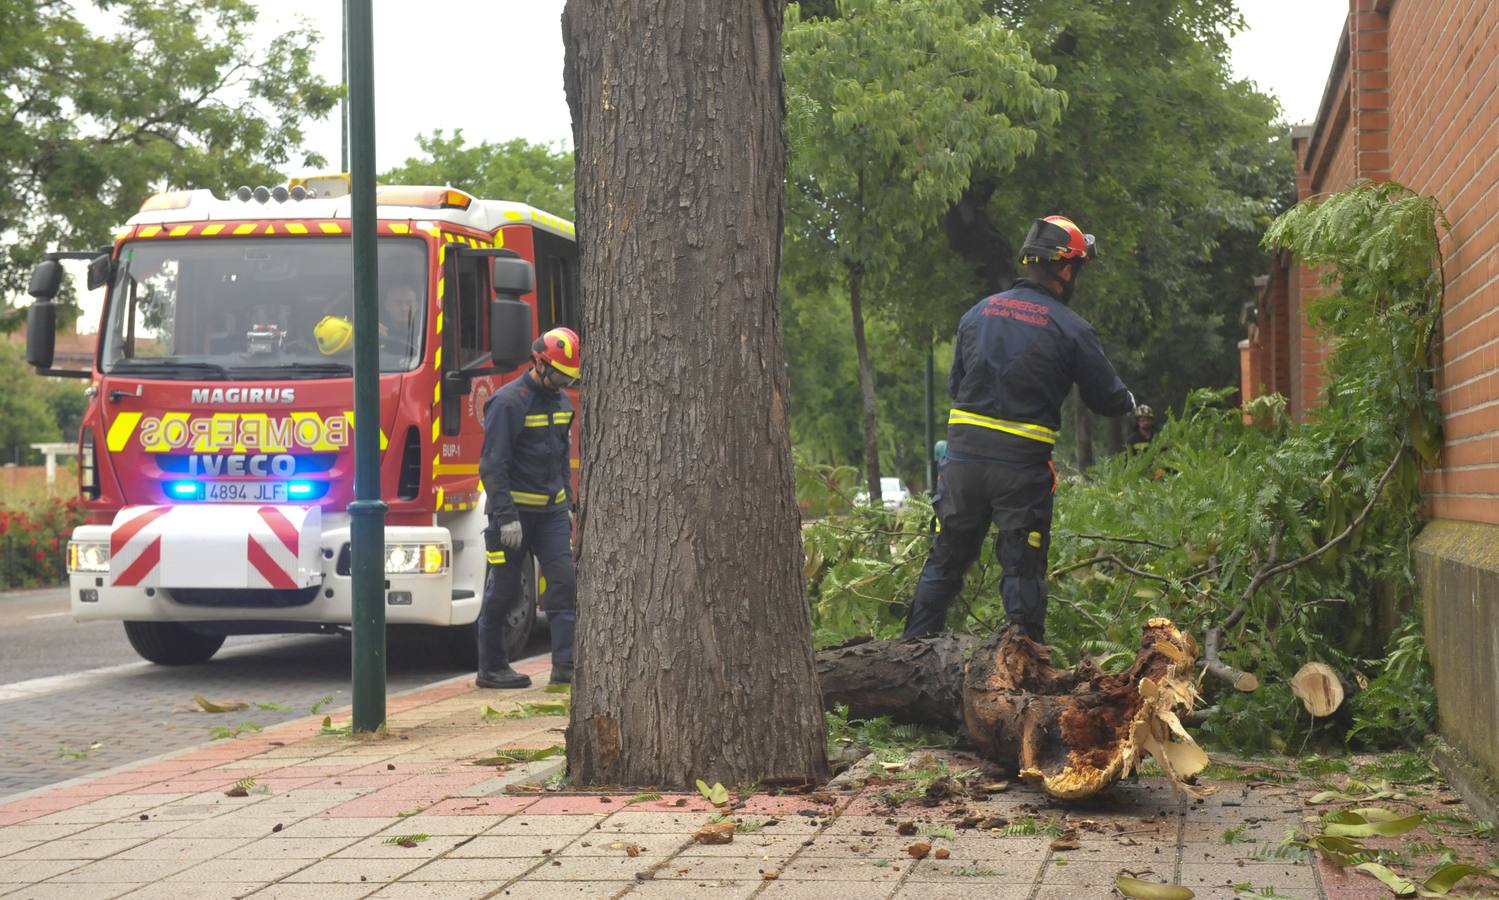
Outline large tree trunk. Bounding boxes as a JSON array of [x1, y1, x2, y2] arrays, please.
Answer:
[[562, 0, 828, 788], [817, 620, 1211, 799], [849, 261, 883, 504]]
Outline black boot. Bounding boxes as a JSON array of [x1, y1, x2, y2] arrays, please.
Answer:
[[476, 666, 531, 689], [548, 663, 573, 685]]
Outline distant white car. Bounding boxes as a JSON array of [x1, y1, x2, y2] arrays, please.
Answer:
[[854, 477, 911, 511]]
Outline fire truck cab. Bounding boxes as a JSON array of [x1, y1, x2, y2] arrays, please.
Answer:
[[24, 177, 579, 666]]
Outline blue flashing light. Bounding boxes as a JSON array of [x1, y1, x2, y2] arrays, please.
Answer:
[[287, 480, 316, 499], [165, 480, 201, 500]]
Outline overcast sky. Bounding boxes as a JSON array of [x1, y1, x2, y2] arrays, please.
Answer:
[[58, 1, 1351, 328], [261, 0, 1350, 171]]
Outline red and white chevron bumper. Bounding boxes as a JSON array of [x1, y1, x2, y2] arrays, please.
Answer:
[[109, 505, 323, 590]]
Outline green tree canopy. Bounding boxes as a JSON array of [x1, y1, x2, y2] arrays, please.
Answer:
[[0, 0, 338, 313], [783, 0, 1064, 498], [381, 131, 575, 219], [784, 0, 1294, 471], [979, 0, 1294, 422], [0, 343, 62, 459]]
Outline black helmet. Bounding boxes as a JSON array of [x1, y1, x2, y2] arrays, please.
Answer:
[[1019, 215, 1096, 265]]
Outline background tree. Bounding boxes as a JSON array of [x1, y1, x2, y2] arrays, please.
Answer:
[[0, 344, 62, 463], [785, 0, 1293, 473], [972, 0, 1293, 464], [0, 0, 337, 325], [380, 131, 575, 218], [562, 0, 829, 787], [782, 0, 1063, 502]]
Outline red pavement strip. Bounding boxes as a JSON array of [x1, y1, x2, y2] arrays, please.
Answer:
[[0, 658, 549, 826]]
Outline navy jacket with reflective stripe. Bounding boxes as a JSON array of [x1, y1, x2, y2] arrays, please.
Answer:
[[480, 374, 574, 523], [948, 280, 1133, 464]]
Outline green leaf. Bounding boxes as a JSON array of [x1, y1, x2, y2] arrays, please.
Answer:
[[1115, 876, 1195, 899], [695, 780, 730, 807], [1355, 862, 1417, 896], [193, 694, 248, 713], [1417, 863, 1499, 896], [1323, 813, 1425, 838]]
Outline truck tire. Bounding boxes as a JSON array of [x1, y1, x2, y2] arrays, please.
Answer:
[[123, 622, 226, 665], [448, 556, 536, 667]]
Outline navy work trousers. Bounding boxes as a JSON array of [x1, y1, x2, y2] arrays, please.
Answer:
[[902, 459, 1056, 641], [476, 507, 576, 671]]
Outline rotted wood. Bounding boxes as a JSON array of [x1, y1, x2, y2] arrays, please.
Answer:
[[816, 619, 1212, 799]]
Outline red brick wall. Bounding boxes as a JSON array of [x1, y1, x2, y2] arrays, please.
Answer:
[[1385, 0, 1499, 524], [1244, 0, 1499, 524]]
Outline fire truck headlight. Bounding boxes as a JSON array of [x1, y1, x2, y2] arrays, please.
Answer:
[[68, 541, 110, 574], [384, 543, 448, 575]]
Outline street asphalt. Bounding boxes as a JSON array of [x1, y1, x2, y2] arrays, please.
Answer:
[[0, 588, 544, 800]]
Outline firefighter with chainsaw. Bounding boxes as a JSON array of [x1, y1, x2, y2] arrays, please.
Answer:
[[476, 327, 581, 689], [903, 216, 1136, 643]]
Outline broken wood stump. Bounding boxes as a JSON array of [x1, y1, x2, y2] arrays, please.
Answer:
[[816, 618, 1211, 800]]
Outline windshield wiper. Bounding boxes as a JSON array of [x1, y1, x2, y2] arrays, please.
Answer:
[[109, 360, 231, 380], [268, 361, 354, 377]]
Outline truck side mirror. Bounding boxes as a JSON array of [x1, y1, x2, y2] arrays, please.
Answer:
[[490, 300, 533, 370], [86, 255, 113, 291], [29, 260, 63, 302], [489, 257, 536, 371], [27, 302, 57, 370], [26, 261, 64, 370], [492, 256, 535, 296]]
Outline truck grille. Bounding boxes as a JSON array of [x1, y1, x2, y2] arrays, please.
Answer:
[[167, 587, 320, 608]]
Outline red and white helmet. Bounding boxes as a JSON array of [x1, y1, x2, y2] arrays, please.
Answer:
[[1019, 215, 1096, 265], [532, 326, 580, 379]]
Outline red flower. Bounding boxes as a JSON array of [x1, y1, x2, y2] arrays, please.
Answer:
[[33, 549, 46, 562]]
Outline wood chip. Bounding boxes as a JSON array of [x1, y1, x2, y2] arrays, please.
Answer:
[[692, 822, 735, 845]]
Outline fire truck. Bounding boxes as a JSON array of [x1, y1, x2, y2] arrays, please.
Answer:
[[23, 176, 579, 666]]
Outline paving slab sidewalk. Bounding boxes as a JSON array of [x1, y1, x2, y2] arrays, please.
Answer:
[[0, 661, 1494, 900]]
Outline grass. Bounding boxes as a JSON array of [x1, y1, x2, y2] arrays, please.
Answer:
[[472, 744, 565, 766], [625, 793, 663, 806], [482, 700, 570, 720], [1001, 816, 1066, 838], [209, 722, 263, 741]]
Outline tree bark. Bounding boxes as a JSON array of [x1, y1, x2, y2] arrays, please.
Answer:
[[849, 261, 883, 504], [562, 0, 829, 788], [817, 620, 1212, 799], [1103, 413, 1124, 456], [1073, 398, 1095, 471]]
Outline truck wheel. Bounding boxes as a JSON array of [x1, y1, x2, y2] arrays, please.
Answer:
[[123, 622, 226, 665], [504, 559, 539, 663], [448, 555, 537, 668]]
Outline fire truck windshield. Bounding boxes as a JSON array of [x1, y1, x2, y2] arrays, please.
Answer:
[[100, 237, 428, 378]]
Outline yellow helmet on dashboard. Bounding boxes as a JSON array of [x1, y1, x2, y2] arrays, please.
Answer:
[[315, 316, 353, 355]]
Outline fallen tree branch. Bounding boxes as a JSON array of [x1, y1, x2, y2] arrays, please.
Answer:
[[1061, 532, 1176, 551], [1200, 441, 1408, 705], [1200, 628, 1259, 692], [1050, 554, 1172, 584], [817, 620, 1213, 800]]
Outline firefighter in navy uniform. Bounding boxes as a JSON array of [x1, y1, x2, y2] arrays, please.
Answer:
[[903, 216, 1136, 643], [475, 327, 581, 689]]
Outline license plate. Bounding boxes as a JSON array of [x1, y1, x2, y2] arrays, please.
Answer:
[[202, 480, 288, 503]]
